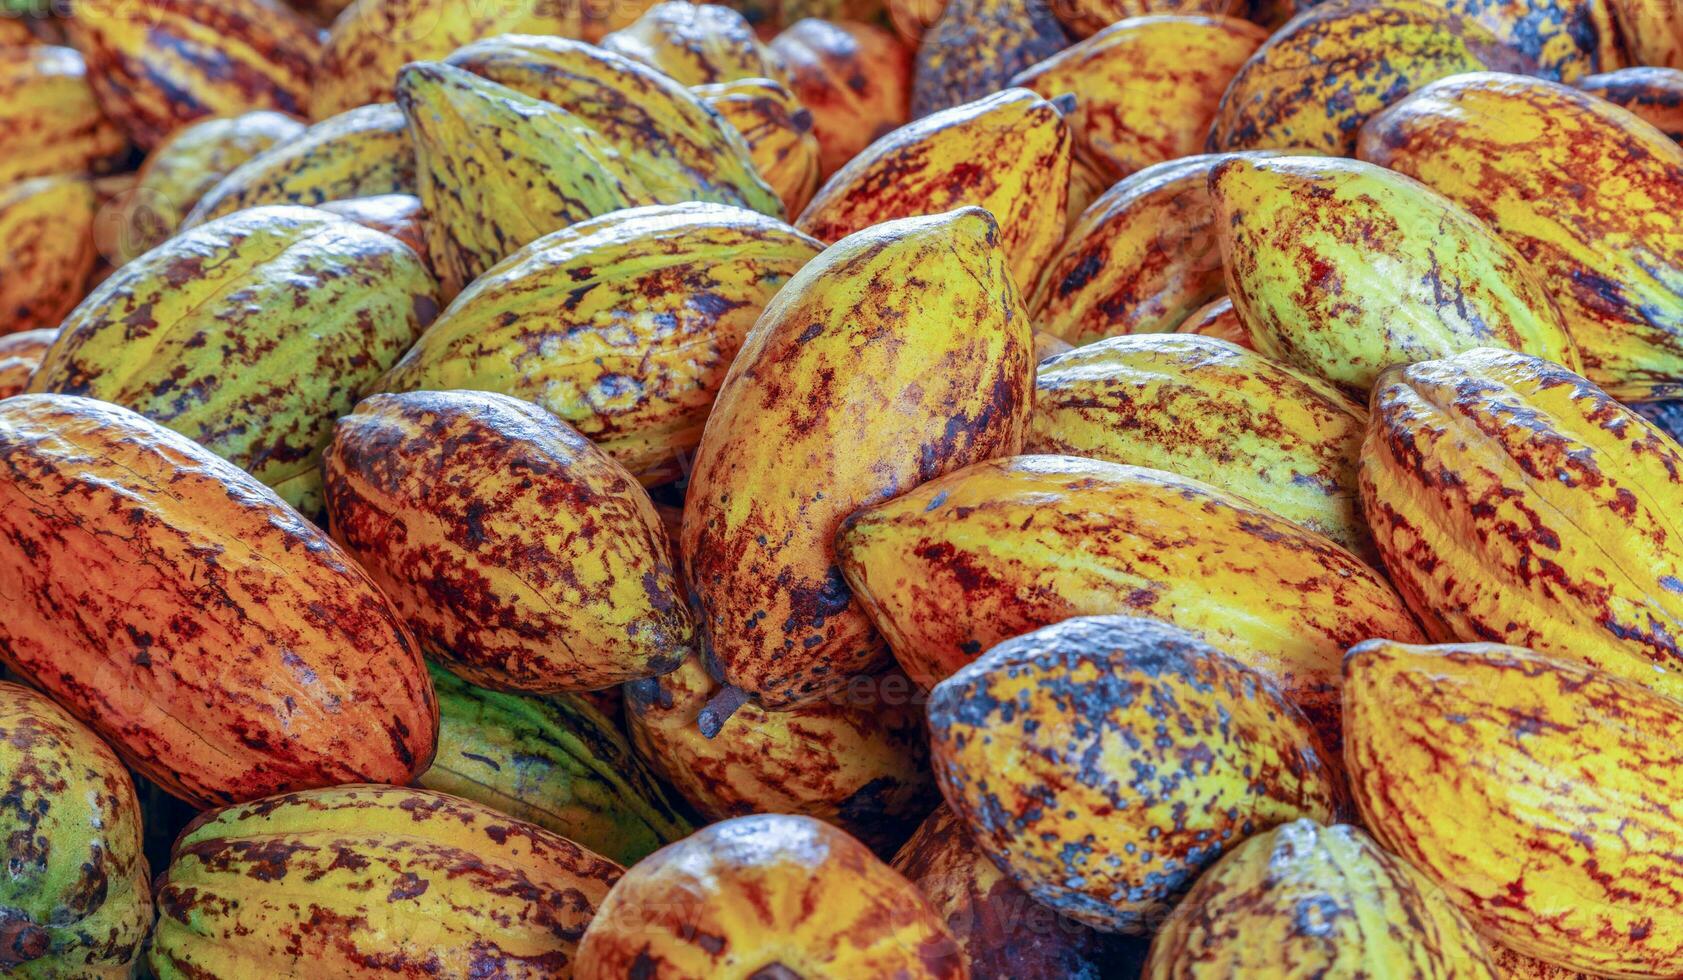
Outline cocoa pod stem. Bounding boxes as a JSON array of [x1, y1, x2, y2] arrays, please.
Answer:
[[698, 684, 750, 739]]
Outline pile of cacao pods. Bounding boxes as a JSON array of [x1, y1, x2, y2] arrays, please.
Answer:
[[4, 0, 1683, 975]]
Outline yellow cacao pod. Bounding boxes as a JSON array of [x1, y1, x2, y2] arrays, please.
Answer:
[[600, 1, 780, 85], [0, 175, 96, 335], [0, 45, 128, 184], [697, 77, 822, 216], [1577, 66, 1683, 141]]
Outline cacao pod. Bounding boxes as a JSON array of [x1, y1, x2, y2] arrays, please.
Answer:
[[1013, 14, 1266, 180], [888, 0, 947, 40], [66, 0, 319, 150], [625, 654, 937, 856], [1212, 154, 1580, 393], [1360, 348, 1683, 700], [1032, 329, 1075, 362], [1632, 397, 1683, 443], [681, 207, 1033, 710], [0, 175, 96, 335], [0, 681, 152, 978], [836, 454, 1425, 747], [152, 784, 622, 977], [185, 103, 417, 227], [697, 76, 822, 215], [1577, 66, 1683, 140], [600, 1, 780, 84], [445, 34, 782, 217], [575, 814, 965, 979], [1028, 333, 1377, 561], [1491, 947, 1595, 979], [315, 193, 428, 261], [0, 395, 437, 807], [0, 44, 128, 184], [323, 389, 694, 692], [1208, 0, 1533, 156], [1345, 640, 1683, 976], [377, 202, 820, 484], [1063, 151, 1110, 228], [1176, 295, 1252, 347], [1360, 72, 1683, 400], [31, 205, 438, 516], [892, 804, 1124, 978], [768, 18, 913, 178], [911, 0, 1069, 118], [0, 328, 54, 398], [421, 665, 693, 867], [799, 87, 1071, 293], [1426, 0, 1623, 80], [1605, 0, 1683, 70], [1145, 819, 1496, 978], [397, 61, 658, 298], [928, 614, 1345, 933]]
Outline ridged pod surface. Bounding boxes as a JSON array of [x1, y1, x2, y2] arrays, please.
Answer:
[[1360, 348, 1683, 700], [0, 682, 151, 978], [600, 1, 779, 85], [928, 615, 1345, 933], [799, 88, 1071, 292], [31, 206, 438, 515], [152, 784, 623, 978], [911, 0, 1069, 118], [185, 103, 416, 227], [1032, 151, 1285, 344], [0, 45, 128, 184], [126, 109, 306, 256], [1578, 67, 1683, 141], [0, 175, 96, 335], [1013, 15, 1266, 179], [1144, 819, 1496, 978], [0, 329, 55, 398], [836, 454, 1425, 747], [681, 208, 1033, 709], [1360, 73, 1683, 400], [397, 61, 657, 298], [0, 395, 436, 807], [1605, 0, 1683, 70], [1212, 155, 1580, 393], [65, 0, 319, 150], [1345, 641, 1683, 976], [1176, 295, 1252, 347], [322, 390, 694, 692], [445, 34, 781, 217], [1208, 0, 1533, 156], [891, 805, 1120, 978], [625, 655, 937, 856], [420, 666, 693, 867], [1028, 334, 1376, 560], [378, 203, 820, 484], [307, 0, 585, 119], [574, 814, 965, 979], [1430, 0, 1623, 80], [697, 77, 822, 216], [769, 18, 913, 178]]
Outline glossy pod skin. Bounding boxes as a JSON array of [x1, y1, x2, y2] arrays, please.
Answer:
[[1028, 334, 1376, 561], [1359, 72, 1683, 400], [1144, 820, 1496, 978], [444, 34, 781, 218], [0, 45, 128, 184], [1013, 15, 1267, 180], [681, 208, 1033, 710], [1050, 0, 1240, 36], [1212, 155, 1580, 393], [0, 396, 437, 808], [838, 454, 1424, 746], [928, 615, 1345, 933], [1345, 641, 1683, 976], [323, 390, 694, 693], [0, 682, 152, 978], [600, 1, 779, 86], [0, 175, 96, 336], [378, 203, 821, 485], [768, 18, 914, 179], [1208, 0, 1533, 156], [1360, 349, 1683, 701], [697, 77, 822, 216], [317, 194, 429, 262], [1176, 295, 1252, 347], [1032, 151, 1288, 344], [397, 61, 658, 299], [892, 805, 1122, 978], [0, 329, 55, 398], [625, 655, 937, 856], [151, 784, 624, 978], [65, 0, 319, 150], [185, 104, 417, 228], [574, 814, 966, 979], [420, 665, 694, 867], [1432, 0, 1623, 80], [1577, 67, 1683, 141], [30, 205, 439, 516], [799, 88, 1071, 293], [911, 0, 1069, 118]]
